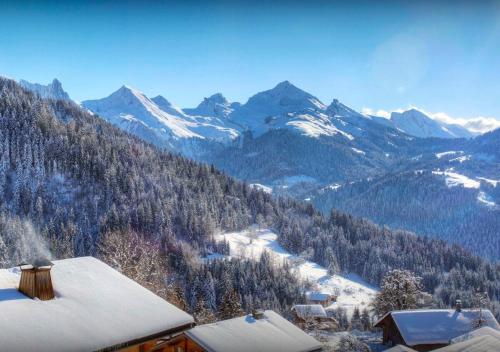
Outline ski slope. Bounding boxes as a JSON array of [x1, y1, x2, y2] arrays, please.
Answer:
[[213, 227, 378, 316]]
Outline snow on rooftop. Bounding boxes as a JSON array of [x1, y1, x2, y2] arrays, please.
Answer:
[[307, 292, 332, 301], [435, 335, 500, 352], [292, 304, 328, 319], [0, 257, 194, 352], [377, 309, 500, 346], [385, 345, 417, 352], [186, 310, 322, 352], [450, 326, 500, 344]]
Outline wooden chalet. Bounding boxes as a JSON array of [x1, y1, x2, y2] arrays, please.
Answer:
[[306, 291, 336, 307], [374, 309, 500, 352], [0, 257, 195, 352], [184, 310, 323, 352], [291, 304, 338, 331]]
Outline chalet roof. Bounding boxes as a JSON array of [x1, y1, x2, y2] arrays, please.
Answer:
[[375, 309, 500, 346], [385, 345, 417, 352], [186, 310, 322, 352], [292, 304, 327, 319], [450, 326, 500, 344], [0, 257, 194, 352], [306, 292, 331, 301], [434, 335, 500, 351]]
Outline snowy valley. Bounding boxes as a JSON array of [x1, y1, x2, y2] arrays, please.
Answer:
[[210, 227, 378, 317]]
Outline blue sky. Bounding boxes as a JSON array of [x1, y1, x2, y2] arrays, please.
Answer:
[[0, 0, 499, 119]]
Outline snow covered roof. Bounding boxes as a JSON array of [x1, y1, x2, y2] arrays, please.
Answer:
[[186, 310, 322, 352], [450, 326, 500, 344], [434, 335, 500, 351], [292, 304, 328, 319], [375, 309, 500, 346], [306, 292, 332, 301], [385, 345, 417, 352], [0, 257, 194, 352]]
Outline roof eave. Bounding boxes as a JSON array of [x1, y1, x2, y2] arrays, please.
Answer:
[[96, 321, 195, 352]]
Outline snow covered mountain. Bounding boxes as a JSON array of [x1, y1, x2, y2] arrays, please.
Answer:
[[183, 93, 236, 119], [150, 95, 187, 118], [82, 85, 240, 152], [390, 109, 473, 139], [19, 78, 72, 102], [230, 80, 331, 137]]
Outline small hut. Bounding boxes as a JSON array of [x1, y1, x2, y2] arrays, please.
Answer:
[[374, 309, 500, 352]]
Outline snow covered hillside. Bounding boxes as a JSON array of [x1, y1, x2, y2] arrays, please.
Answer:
[[212, 227, 378, 316]]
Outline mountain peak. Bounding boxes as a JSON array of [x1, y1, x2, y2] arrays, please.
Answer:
[[19, 78, 71, 102], [151, 95, 186, 118], [326, 98, 362, 119], [183, 93, 233, 118], [205, 93, 228, 105], [151, 95, 172, 106], [275, 80, 293, 88]]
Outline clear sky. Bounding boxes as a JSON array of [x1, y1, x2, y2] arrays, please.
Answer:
[[0, 0, 499, 119]]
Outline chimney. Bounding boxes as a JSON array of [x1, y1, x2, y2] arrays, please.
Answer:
[[252, 309, 265, 320], [455, 299, 462, 312], [18, 258, 55, 300]]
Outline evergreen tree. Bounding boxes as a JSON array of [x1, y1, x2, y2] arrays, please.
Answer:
[[194, 296, 216, 325], [373, 269, 422, 317], [350, 306, 362, 331], [360, 308, 371, 331], [218, 289, 243, 320]]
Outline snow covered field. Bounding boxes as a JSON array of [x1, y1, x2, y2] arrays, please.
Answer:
[[213, 227, 378, 316]]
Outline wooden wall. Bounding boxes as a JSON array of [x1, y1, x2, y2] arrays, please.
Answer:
[[118, 334, 206, 352]]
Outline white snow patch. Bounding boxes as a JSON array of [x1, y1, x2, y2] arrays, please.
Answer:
[[477, 191, 496, 208], [477, 177, 500, 187], [436, 151, 461, 159], [249, 183, 273, 194], [326, 183, 341, 191], [449, 155, 471, 163], [432, 170, 480, 189], [214, 228, 378, 317], [351, 147, 366, 155]]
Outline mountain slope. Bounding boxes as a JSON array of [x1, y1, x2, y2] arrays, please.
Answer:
[[311, 130, 500, 260]]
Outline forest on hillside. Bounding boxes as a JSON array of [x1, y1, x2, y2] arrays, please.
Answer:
[[0, 77, 499, 321]]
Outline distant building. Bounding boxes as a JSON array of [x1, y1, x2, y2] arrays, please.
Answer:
[[306, 291, 336, 307], [292, 304, 338, 330], [374, 309, 500, 352], [0, 257, 195, 352], [184, 310, 322, 352]]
